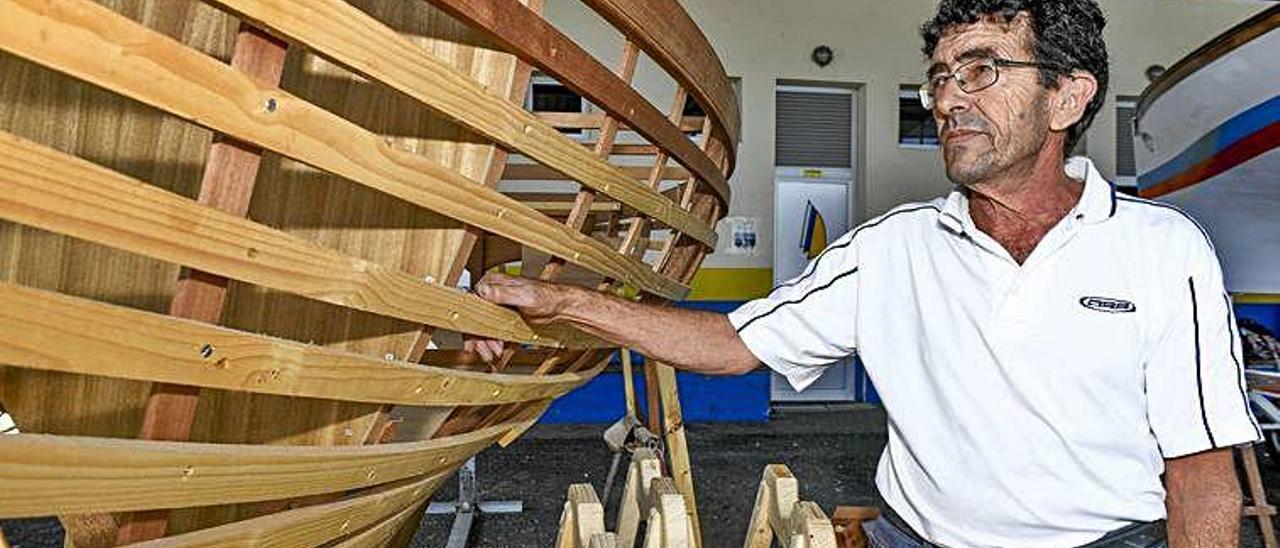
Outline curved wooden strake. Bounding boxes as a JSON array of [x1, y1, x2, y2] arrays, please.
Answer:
[[0, 0, 737, 544]]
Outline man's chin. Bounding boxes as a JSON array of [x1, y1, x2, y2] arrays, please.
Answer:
[[945, 162, 988, 186]]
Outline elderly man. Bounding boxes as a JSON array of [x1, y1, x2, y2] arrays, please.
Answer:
[[471, 0, 1261, 545]]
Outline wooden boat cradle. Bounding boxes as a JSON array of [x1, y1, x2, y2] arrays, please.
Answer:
[[0, 0, 737, 545]]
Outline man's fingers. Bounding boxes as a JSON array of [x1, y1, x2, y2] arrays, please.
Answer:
[[464, 337, 508, 363], [485, 339, 505, 358], [473, 339, 495, 362]]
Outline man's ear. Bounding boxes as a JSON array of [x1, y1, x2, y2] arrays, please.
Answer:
[[1049, 70, 1099, 132]]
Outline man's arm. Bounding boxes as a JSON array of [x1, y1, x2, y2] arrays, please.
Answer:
[[472, 273, 759, 375], [1164, 447, 1241, 547]]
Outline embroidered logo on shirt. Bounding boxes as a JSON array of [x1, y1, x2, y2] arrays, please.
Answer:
[[1079, 296, 1136, 313]]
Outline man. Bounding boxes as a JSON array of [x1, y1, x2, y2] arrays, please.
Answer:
[[471, 0, 1262, 545]]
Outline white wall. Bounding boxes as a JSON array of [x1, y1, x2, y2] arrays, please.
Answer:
[[545, 0, 1268, 270]]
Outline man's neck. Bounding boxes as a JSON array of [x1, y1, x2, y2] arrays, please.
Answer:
[[965, 151, 1084, 264]]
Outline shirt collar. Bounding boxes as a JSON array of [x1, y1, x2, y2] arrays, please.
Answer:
[[937, 156, 1117, 234]]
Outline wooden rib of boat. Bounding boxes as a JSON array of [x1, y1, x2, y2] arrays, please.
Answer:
[[0, 0, 737, 545], [1134, 5, 1279, 295]]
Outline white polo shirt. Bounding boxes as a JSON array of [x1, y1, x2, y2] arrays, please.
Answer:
[[729, 157, 1261, 547]]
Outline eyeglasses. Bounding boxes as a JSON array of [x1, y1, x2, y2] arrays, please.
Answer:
[[919, 57, 1064, 110]]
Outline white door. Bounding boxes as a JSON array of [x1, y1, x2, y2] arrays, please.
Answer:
[[771, 174, 856, 401], [770, 83, 860, 402]]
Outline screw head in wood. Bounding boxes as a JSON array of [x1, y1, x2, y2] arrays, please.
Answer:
[[200, 344, 214, 359]]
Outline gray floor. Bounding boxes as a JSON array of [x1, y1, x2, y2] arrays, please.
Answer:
[[4, 406, 1277, 547]]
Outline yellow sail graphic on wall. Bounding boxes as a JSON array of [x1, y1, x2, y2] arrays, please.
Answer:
[[801, 200, 827, 259]]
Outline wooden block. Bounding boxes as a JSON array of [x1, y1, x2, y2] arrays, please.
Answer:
[[617, 448, 664, 548], [589, 533, 620, 548], [646, 478, 690, 548], [789, 501, 838, 548], [831, 506, 879, 548], [743, 464, 798, 548], [558, 484, 606, 548]]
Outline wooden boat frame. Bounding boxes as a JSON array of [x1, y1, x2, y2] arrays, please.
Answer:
[[0, 0, 738, 544]]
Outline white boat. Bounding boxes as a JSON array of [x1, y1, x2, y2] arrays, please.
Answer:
[[1134, 6, 1280, 295]]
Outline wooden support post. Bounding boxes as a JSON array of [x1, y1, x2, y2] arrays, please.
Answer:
[[654, 362, 701, 547], [622, 349, 639, 421], [1240, 444, 1279, 548], [643, 360, 663, 437], [109, 23, 289, 546]]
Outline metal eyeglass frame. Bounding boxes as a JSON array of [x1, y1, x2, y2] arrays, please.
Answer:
[[918, 57, 1066, 110]]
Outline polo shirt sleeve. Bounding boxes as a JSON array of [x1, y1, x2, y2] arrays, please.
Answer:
[[1145, 232, 1262, 458], [727, 233, 859, 391]]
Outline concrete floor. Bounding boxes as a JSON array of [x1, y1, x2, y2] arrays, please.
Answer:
[[411, 406, 1280, 547], [4, 406, 1278, 547]]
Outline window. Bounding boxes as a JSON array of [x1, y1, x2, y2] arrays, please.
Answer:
[[898, 85, 939, 147], [526, 73, 588, 137], [775, 85, 854, 168], [1115, 97, 1138, 191], [682, 77, 742, 140]]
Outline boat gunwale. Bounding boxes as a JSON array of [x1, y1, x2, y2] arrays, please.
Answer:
[[1136, 5, 1279, 119]]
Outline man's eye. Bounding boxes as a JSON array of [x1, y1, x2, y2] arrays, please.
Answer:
[[929, 75, 949, 88], [970, 64, 995, 77]]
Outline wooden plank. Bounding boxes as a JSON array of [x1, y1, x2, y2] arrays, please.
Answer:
[[503, 163, 689, 182], [131, 474, 449, 547], [423, 0, 732, 204], [654, 363, 701, 547], [0, 419, 525, 518], [582, 143, 661, 156], [0, 0, 690, 300], [0, 281, 605, 406], [117, 24, 290, 543], [529, 201, 623, 214], [203, 0, 718, 248], [0, 130, 602, 347], [329, 498, 428, 548], [578, 0, 740, 156], [536, 112, 706, 133]]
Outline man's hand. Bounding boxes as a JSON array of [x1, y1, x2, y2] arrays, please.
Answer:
[[467, 272, 759, 374], [474, 273, 575, 324], [465, 273, 581, 362]]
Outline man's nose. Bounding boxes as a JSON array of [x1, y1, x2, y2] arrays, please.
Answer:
[[931, 78, 969, 118]]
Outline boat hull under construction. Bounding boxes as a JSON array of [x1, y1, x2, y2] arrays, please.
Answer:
[[0, 0, 738, 544]]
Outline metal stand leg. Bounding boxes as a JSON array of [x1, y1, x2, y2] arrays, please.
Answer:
[[425, 457, 523, 548]]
